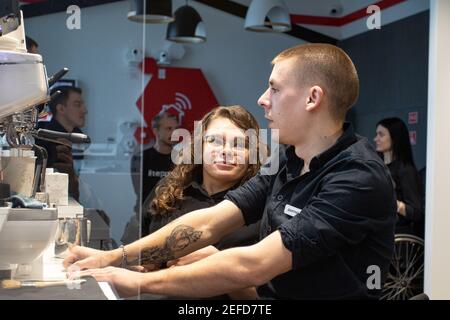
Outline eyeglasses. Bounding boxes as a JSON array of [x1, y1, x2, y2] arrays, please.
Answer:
[[203, 134, 248, 152]]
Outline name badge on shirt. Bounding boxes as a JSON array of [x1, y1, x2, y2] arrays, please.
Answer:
[[284, 204, 302, 217]]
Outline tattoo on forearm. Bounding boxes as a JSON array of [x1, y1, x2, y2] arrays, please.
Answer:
[[137, 225, 202, 267]]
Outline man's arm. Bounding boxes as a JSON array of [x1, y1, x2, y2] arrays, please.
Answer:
[[64, 200, 245, 270], [77, 231, 292, 298]]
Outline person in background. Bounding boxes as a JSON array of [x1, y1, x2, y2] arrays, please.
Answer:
[[64, 43, 396, 300], [25, 36, 38, 54], [374, 117, 423, 235], [131, 111, 179, 206], [122, 111, 179, 244], [36, 86, 87, 200]]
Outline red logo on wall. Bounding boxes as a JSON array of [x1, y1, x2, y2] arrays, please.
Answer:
[[408, 111, 419, 124], [134, 58, 219, 144], [409, 131, 417, 146]]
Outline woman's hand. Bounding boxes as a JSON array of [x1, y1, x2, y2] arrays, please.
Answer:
[[397, 200, 406, 216], [167, 245, 219, 267], [63, 245, 119, 271]]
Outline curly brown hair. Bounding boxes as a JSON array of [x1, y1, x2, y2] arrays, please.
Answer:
[[151, 105, 262, 215]]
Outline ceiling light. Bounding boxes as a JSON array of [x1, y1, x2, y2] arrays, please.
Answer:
[[245, 0, 291, 33], [127, 0, 174, 24], [166, 4, 206, 44]]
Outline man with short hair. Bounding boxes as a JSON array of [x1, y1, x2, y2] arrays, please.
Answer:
[[36, 86, 87, 200], [123, 111, 178, 244], [131, 111, 179, 206], [65, 44, 396, 300]]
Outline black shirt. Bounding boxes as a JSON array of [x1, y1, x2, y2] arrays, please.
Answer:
[[35, 118, 83, 200], [131, 147, 173, 205], [387, 160, 422, 235], [143, 179, 260, 250], [225, 123, 397, 299], [35, 118, 83, 167]]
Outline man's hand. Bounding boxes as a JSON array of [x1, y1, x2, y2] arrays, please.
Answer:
[[63, 245, 119, 271], [69, 266, 146, 298]]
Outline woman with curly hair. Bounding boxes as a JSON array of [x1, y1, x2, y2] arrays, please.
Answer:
[[142, 105, 264, 251]]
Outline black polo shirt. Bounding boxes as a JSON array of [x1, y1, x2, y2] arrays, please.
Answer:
[[36, 118, 84, 167], [144, 180, 229, 235], [225, 123, 396, 299]]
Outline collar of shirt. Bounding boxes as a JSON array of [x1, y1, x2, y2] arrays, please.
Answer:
[[46, 118, 83, 134], [285, 122, 357, 179], [186, 178, 238, 201]]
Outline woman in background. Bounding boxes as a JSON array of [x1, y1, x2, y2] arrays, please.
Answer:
[[374, 117, 423, 235]]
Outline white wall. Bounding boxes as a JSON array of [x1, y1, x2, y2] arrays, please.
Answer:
[[24, 0, 300, 242], [424, 0, 450, 300], [25, 1, 145, 143]]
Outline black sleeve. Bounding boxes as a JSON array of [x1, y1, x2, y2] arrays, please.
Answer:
[[398, 165, 423, 223], [225, 172, 272, 225], [130, 151, 141, 197], [35, 138, 57, 167], [224, 145, 284, 225], [279, 159, 396, 269]]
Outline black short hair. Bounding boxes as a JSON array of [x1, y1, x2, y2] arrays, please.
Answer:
[[25, 36, 38, 51], [49, 86, 82, 116], [151, 110, 178, 129]]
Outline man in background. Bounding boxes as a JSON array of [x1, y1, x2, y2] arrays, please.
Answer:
[[26, 36, 38, 54], [122, 111, 178, 244], [131, 111, 178, 204], [36, 86, 87, 200]]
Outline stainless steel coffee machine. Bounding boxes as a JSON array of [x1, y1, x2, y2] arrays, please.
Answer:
[[0, 1, 89, 280]]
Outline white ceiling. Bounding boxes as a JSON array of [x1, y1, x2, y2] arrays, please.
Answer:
[[232, 0, 430, 40], [19, 0, 430, 40], [233, 0, 376, 17]]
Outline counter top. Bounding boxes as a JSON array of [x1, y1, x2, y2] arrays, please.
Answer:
[[56, 197, 83, 218], [0, 275, 110, 300], [0, 244, 118, 300]]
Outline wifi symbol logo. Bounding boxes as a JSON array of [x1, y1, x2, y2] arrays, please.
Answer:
[[174, 92, 192, 111], [162, 92, 192, 125]]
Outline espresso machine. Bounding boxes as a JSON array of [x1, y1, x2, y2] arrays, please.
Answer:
[[0, 1, 90, 280]]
